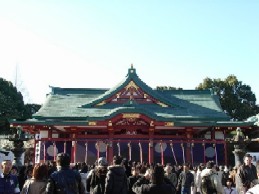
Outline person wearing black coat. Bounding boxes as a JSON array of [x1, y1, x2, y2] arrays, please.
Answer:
[[128, 165, 141, 194], [46, 153, 85, 194], [237, 154, 258, 193], [104, 155, 128, 194], [132, 165, 176, 194], [90, 157, 108, 194]]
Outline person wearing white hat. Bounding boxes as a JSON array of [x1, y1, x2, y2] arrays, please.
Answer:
[[89, 157, 108, 194]]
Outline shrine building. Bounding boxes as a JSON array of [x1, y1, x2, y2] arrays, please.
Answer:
[[11, 66, 254, 165]]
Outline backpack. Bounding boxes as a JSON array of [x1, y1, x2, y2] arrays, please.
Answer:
[[90, 171, 102, 194], [201, 174, 216, 194]]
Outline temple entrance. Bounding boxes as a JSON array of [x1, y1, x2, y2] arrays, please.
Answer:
[[36, 139, 226, 166]]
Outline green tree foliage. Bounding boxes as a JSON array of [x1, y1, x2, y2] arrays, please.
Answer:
[[0, 78, 41, 133], [197, 75, 259, 121], [23, 104, 41, 119], [0, 78, 24, 118]]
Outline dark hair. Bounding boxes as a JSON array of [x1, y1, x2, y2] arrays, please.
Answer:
[[226, 178, 233, 182], [56, 153, 70, 167], [11, 166, 18, 171], [113, 155, 123, 165], [80, 163, 88, 173], [133, 165, 141, 171], [206, 161, 215, 169], [32, 164, 48, 180], [244, 154, 252, 160], [140, 166, 147, 174], [152, 165, 164, 184]]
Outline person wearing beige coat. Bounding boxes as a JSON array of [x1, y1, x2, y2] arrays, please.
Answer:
[[21, 164, 48, 194], [21, 178, 47, 194]]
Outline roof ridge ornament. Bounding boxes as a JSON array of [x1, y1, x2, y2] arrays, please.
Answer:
[[129, 64, 136, 74]]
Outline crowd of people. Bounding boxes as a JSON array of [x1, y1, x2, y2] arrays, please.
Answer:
[[0, 153, 259, 194]]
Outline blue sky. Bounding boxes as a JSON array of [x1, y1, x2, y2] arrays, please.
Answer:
[[0, 1, 258, 104]]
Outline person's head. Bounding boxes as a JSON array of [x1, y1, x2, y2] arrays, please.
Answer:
[[226, 178, 233, 187], [164, 165, 172, 174], [132, 165, 140, 176], [171, 165, 176, 173], [98, 157, 108, 167], [244, 154, 252, 166], [197, 165, 203, 172], [25, 166, 33, 178], [224, 165, 229, 173], [183, 163, 190, 172], [80, 163, 88, 173], [206, 161, 215, 170], [122, 158, 129, 167], [151, 165, 164, 184], [219, 165, 224, 171], [113, 155, 123, 165], [32, 164, 48, 180], [49, 161, 56, 167], [144, 169, 152, 180], [11, 166, 18, 175], [56, 153, 70, 167], [139, 166, 147, 175], [1, 160, 12, 174]]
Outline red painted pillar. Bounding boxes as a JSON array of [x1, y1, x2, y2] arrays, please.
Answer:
[[70, 133, 77, 164], [108, 121, 114, 165], [107, 140, 113, 165]]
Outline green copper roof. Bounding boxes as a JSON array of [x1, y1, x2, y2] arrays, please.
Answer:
[[81, 67, 178, 108], [33, 67, 230, 124]]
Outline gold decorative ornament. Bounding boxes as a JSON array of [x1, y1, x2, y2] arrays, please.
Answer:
[[165, 122, 174, 126], [96, 101, 106, 106], [125, 81, 139, 90], [88, 122, 97, 126], [122, 113, 140, 118]]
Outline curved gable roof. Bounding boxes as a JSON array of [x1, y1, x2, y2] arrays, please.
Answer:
[[81, 66, 179, 108]]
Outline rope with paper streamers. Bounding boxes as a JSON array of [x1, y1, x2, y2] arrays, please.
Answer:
[[191, 142, 194, 166], [117, 142, 121, 156], [213, 143, 218, 166], [170, 142, 178, 165], [159, 141, 164, 165], [139, 142, 143, 164], [96, 141, 100, 159], [128, 142, 132, 161], [53, 142, 56, 161], [181, 143, 185, 164], [85, 142, 88, 164]]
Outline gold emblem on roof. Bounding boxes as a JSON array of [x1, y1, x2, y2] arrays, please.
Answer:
[[88, 122, 97, 126], [125, 81, 139, 90], [123, 113, 140, 118], [165, 122, 174, 126]]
